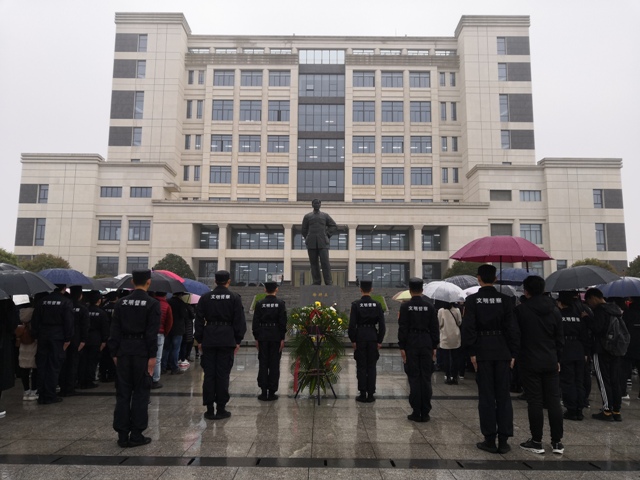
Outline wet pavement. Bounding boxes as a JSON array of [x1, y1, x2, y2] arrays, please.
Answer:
[[1, 350, 639, 479]]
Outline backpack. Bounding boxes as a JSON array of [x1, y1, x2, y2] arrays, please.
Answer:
[[603, 313, 630, 356], [15, 322, 34, 346]]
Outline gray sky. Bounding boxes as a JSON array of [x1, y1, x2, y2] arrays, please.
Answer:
[[1, 0, 638, 259]]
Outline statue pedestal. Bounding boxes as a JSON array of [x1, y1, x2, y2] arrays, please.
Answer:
[[296, 285, 340, 309]]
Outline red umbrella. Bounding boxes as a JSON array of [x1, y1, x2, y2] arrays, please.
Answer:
[[451, 236, 553, 263], [153, 269, 184, 282]]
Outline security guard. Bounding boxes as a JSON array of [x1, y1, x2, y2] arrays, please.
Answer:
[[195, 270, 247, 420], [59, 285, 89, 396], [109, 269, 161, 448], [398, 277, 439, 422], [462, 264, 520, 454], [252, 281, 287, 401], [31, 284, 74, 404], [81, 291, 110, 389], [99, 291, 118, 382], [348, 278, 386, 403]]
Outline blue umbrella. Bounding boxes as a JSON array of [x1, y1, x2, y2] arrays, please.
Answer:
[[597, 277, 640, 298], [39, 268, 95, 287], [497, 268, 532, 286], [182, 278, 211, 295]]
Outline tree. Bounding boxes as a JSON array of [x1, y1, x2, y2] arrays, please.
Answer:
[[571, 258, 618, 273], [0, 248, 19, 267], [21, 253, 71, 272], [153, 253, 196, 279], [626, 255, 640, 277], [443, 261, 483, 279]]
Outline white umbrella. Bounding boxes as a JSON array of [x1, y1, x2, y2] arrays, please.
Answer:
[[423, 281, 465, 303]]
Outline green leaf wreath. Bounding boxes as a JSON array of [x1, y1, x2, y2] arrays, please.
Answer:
[[288, 301, 348, 395]]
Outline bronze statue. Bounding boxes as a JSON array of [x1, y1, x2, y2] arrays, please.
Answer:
[[301, 199, 337, 285]]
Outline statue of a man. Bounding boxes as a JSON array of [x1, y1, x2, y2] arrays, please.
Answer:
[[301, 199, 337, 285]]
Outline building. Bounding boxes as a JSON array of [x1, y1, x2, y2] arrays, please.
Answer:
[[14, 13, 627, 286]]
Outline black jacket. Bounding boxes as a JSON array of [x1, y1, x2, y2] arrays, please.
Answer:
[[623, 301, 640, 360], [559, 304, 591, 361], [71, 300, 90, 345], [348, 295, 386, 344], [515, 294, 563, 370], [168, 296, 189, 337], [252, 294, 287, 342], [87, 305, 110, 346], [31, 291, 74, 342], [588, 302, 624, 357], [195, 286, 247, 348], [398, 295, 439, 351], [462, 286, 519, 361], [108, 289, 161, 358]]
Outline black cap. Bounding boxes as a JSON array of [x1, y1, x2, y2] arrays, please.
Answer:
[[69, 285, 83, 295], [86, 290, 102, 304], [477, 264, 497, 277], [360, 279, 373, 291], [132, 269, 151, 286], [264, 281, 278, 292], [215, 270, 231, 283], [409, 277, 423, 292]]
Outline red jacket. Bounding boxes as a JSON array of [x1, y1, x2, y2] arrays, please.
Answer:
[[155, 296, 174, 335]]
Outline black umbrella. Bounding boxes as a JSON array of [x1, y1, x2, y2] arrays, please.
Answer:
[[93, 277, 120, 290], [0, 287, 9, 301], [0, 270, 57, 296], [39, 268, 95, 288], [444, 275, 479, 290], [0, 263, 20, 271], [544, 265, 620, 292], [115, 271, 184, 293]]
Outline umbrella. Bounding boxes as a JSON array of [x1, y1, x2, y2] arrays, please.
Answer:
[[595, 277, 640, 298], [0, 288, 9, 301], [444, 275, 479, 290], [463, 284, 517, 298], [93, 277, 120, 290], [39, 268, 95, 288], [392, 290, 411, 302], [423, 281, 465, 303], [0, 263, 20, 271], [451, 236, 553, 263], [115, 271, 185, 293], [153, 269, 184, 282], [0, 270, 57, 296], [497, 268, 532, 286], [182, 278, 211, 295], [544, 265, 620, 292]]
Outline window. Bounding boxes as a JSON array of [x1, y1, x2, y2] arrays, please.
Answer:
[[239, 135, 261, 152], [441, 168, 448, 184], [241, 70, 263, 86], [215, 48, 237, 54], [356, 231, 409, 251], [199, 225, 219, 249], [267, 167, 289, 184], [520, 190, 542, 202], [410, 136, 432, 154], [353, 71, 375, 87], [101, 186, 122, 198], [127, 256, 148, 272], [99, 220, 121, 241], [189, 48, 210, 54], [356, 262, 409, 288], [270, 48, 291, 55], [491, 224, 512, 236], [382, 167, 404, 185], [183, 166, 190, 181], [352, 49, 374, 55], [380, 49, 401, 56], [211, 134, 232, 152], [186, 100, 193, 119], [130, 187, 151, 198], [410, 101, 431, 122], [352, 167, 375, 185], [435, 49, 456, 56], [439, 72, 446, 87], [353, 101, 375, 122], [243, 48, 264, 54], [268, 100, 290, 121], [231, 229, 284, 250], [96, 257, 119, 276], [269, 70, 291, 86], [238, 166, 260, 184], [498, 63, 507, 81], [210, 166, 231, 183], [440, 102, 447, 121], [381, 72, 403, 88], [452, 167, 459, 183], [188, 71, 194, 84], [136, 60, 146, 79], [411, 167, 432, 185], [409, 71, 430, 88], [497, 37, 507, 55], [299, 50, 345, 64], [198, 70, 205, 84], [595, 223, 606, 251], [520, 224, 542, 244], [381, 101, 403, 122], [297, 170, 345, 194], [352, 136, 375, 154], [196, 100, 203, 119], [450, 72, 456, 86], [423, 262, 442, 281], [593, 189, 603, 208], [267, 135, 289, 153], [298, 104, 345, 131], [490, 190, 512, 201], [195, 134, 202, 150], [501, 129, 535, 149], [184, 135, 191, 150], [36, 184, 48, 204], [128, 220, 150, 241], [132, 127, 142, 146], [137, 34, 147, 52], [240, 100, 262, 121], [212, 100, 233, 121], [501, 130, 511, 149], [194, 165, 201, 181], [500, 94, 509, 121], [451, 102, 457, 121], [298, 139, 345, 162], [381, 136, 404, 154], [422, 228, 442, 251], [231, 261, 284, 285], [408, 49, 429, 56], [556, 260, 567, 271], [441, 137, 448, 152], [213, 70, 234, 86], [298, 74, 345, 97], [451, 137, 458, 152]]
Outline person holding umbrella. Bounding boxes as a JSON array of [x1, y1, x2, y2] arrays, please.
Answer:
[[0, 298, 20, 417]]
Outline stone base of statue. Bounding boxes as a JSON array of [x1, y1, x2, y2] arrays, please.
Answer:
[[296, 285, 340, 309]]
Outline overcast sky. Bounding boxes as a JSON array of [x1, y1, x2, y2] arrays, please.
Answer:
[[1, 0, 638, 260]]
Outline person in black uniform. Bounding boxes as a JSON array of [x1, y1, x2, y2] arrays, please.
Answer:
[[622, 297, 640, 400], [58, 286, 89, 397], [252, 281, 287, 401], [99, 291, 118, 382], [31, 284, 74, 404], [348, 278, 386, 403], [195, 270, 247, 420], [398, 277, 439, 422], [462, 265, 520, 454], [81, 291, 110, 389], [109, 269, 161, 448]]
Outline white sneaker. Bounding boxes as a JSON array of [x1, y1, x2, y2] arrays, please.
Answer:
[[0, 411, 6, 418], [622, 394, 630, 400], [23, 391, 30, 401], [28, 390, 39, 401]]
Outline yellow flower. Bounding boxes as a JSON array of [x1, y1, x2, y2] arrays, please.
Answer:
[[338, 318, 343, 324], [315, 301, 322, 307]]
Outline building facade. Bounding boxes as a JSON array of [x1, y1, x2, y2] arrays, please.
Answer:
[[15, 13, 627, 286]]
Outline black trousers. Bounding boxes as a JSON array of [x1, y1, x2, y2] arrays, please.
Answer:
[[257, 341, 282, 392], [99, 348, 116, 380], [560, 358, 586, 410], [307, 248, 332, 285], [113, 355, 151, 435], [35, 337, 64, 402], [584, 356, 593, 405], [520, 367, 563, 443], [405, 347, 433, 416], [201, 346, 235, 407], [20, 367, 37, 391], [476, 360, 514, 440], [79, 345, 100, 386], [58, 343, 80, 394], [354, 341, 379, 394], [593, 353, 622, 412], [442, 347, 461, 380], [620, 358, 640, 396]]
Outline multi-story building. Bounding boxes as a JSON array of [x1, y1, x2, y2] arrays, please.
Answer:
[[14, 13, 627, 286]]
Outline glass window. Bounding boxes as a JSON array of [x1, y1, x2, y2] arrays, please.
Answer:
[[298, 74, 345, 97], [452, 137, 459, 152], [238, 166, 260, 184], [267, 135, 289, 153], [101, 186, 122, 198], [408, 49, 429, 56], [382, 167, 404, 185], [490, 190, 512, 201], [212, 100, 233, 121], [352, 136, 375, 154], [409, 71, 430, 88], [194, 166, 201, 181], [381, 72, 403, 88], [520, 190, 542, 202], [241, 70, 263, 86], [423, 262, 442, 281], [450, 72, 456, 86], [353, 101, 375, 122], [297, 170, 345, 194], [199, 261, 218, 279], [381, 101, 403, 122], [184, 135, 191, 150], [441, 137, 448, 152], [213, 70, 235, 86], [422, 228, 442, 251], [99, 220, 121, 241], [34, 218, 45, 246], [451, 102, 457, 121], [439, 72, 446, 87], [268, 100, 290, 121], [595, 223, 606, 251], [353, 71, 375, 87], [411, 167, 432, 185], [298, 50, 345, 65], [298, 104, 345, 131], [240, 100, 262, 121], [267, 167, 289, 184], [188, 70, 194, 85], [137, 34, 147, 52], [381, 136, 404, 154], [491, 224, 512, 236], [186, 100, 193, 119], [356, 231, 409, 250], [195, 134, 202, 150], [231, 229, 284, 250], [130, 187, 151, 198], [452, 167, 459, 184], [231, 261, 284, 285], [410, 101, 431, 122], [557, 260, 567, 271], [243, 48, 264, 54], [410, 136, 432, 154], [128, 220, 150, 241], [239, 135, 261, 152], [196, 100, 203, 119], [380, 49, 401, 56], [270, 49, 291, 55], [356, 262, 409, 288], [520, 224, 542, 244], [501, 130, 511, 149], [352, 167, 375, 185], [37, 184, 48, 204], [442, 168, 448, 184], [497, 37, 506, 55], [127, 256, 148, 272], [593, 189, 603, 208], [297, 139, 345, 162], [269, 70, 291, 86], [132, 127, 142, 146], [435, 50, 456, 56], [198, 70, 205, 84], [211, 134, 232, 152], [440, 102, 447, 121], [96, 257, 119, 277], [529, 261, 544, 277], [500, 94, 509, 121], [498, 63, 507, 81], [136, 60, 146, 79], [189, 48, 210, 54], [215, 48, 237, 54], [183, 166, 190, 181], [199, 225, 219, 249], [209, 166, 231, 183], [352, 49, 374, 55]]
